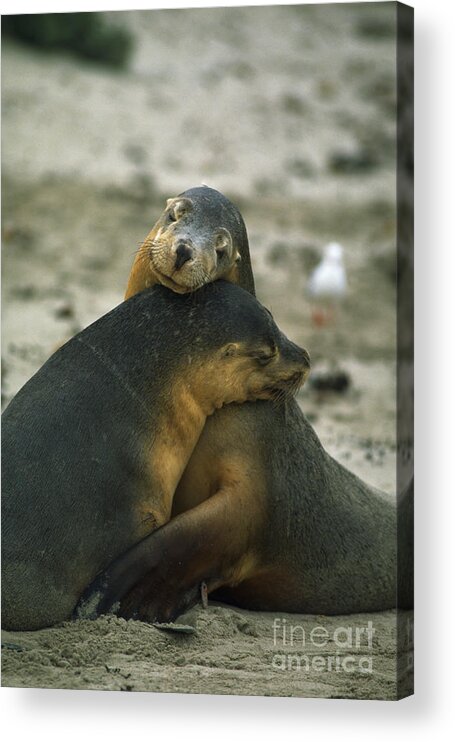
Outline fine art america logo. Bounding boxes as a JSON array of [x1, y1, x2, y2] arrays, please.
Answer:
[[271, 618, 376, 674]]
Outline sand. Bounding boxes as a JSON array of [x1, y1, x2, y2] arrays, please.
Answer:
[[1, 3, 412, 698], [2, 607, 413, 700]]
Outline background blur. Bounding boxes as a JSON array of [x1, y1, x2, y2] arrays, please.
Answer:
[[2, 3, 402, 493]]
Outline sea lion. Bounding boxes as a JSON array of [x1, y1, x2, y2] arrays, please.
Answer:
[[76, 190, 413, 623], [1, 282, 310, 631], [79, 402, 409, 623], [125, 186, 255, 299]]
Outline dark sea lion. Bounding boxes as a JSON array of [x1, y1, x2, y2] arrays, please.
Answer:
[[1, 282, 310, 631], [125, 186, 255, 299], [79, 401, 405, 623], [77, 189, 413, 624]]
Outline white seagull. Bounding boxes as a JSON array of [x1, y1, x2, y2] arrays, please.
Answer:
[[307, 242, 347, 302], [306, 242, 350, 389]]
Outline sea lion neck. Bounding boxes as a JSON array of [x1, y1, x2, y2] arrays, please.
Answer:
[[147, 377, 208, 518]]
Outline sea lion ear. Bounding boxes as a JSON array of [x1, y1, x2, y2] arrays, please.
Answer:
[[223, 343, 238, 358], [173, 199, 189, 219], [235, 252, 242, 264], [215, 228, 233, 254]]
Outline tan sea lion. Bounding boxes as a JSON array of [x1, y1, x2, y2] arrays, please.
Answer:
[[125, 186, 255, 299], [1, 281, 309, 631], [76, 188, 413, 623]]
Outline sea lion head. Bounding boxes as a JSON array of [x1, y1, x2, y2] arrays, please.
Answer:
[[170, 281, 311, 410], [138, 186, 250, 295]]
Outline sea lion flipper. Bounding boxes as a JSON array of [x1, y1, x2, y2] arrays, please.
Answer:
[[75, 487, 259, 624]]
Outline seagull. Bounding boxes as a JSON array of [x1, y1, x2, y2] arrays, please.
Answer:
[[307, 242, 347, 327], [306, 242, 351, 393]]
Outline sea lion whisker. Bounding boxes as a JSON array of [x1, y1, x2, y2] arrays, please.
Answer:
[[271, 389, 285, 407], [290, 378, 301, 397], [142, 236, 157, 247], [138, 250, 152, 262], [130, 249, 149, 261]]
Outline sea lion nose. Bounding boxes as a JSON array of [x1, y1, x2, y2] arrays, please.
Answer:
[[301, 347, 311, 369], [280, 334, 311, 370], [174, 242, 194, 270]]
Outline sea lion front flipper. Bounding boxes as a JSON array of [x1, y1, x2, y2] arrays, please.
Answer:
[[75, 487, 261, 624]]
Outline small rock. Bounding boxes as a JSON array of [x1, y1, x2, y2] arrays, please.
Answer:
[[54, 302, 75, 320], [329, 149, 378, 174]]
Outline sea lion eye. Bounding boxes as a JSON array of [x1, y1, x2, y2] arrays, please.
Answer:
[[168, 210, 177, 223], [216, 247, 226, 260], [256, 343, 277, 365]]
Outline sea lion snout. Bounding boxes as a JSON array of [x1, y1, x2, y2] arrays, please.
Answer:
[[235, 323, 310, 403], [252, 332, 310, 401], [271, 342, 311, 395], [280, 339, 311, 376]]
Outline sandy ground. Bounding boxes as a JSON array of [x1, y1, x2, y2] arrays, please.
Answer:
[[2, 607, 413, 700], [1, 4, 412, 698]]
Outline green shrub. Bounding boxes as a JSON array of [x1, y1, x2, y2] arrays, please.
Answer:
[[2, 12, 133, 69]]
